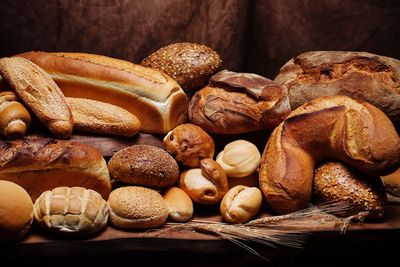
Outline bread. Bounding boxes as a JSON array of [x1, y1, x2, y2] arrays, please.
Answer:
[[220, 185, 262, 224], [66, 97, 141, 137], [313, 162, 386, 220], [179, 159, 228, 204], [16, 51, 188, 134], [141, 42, 222, 93], [188, 70, 290, 134], [163, 123, 215, 167], [259, 96, 400, 214], [0, 139, 111, 201], [108, 186, 168, 229], [0, 180, 33, 241], [0, 91, 31, 139], [163, 187, 193, 222], [108, 145, 179, 188], [274, 51, 400, 121], [34, 187, 109, 235], [381, 168, 400, 197], [0, 57, 73, 139], [216, 140, 261, 178]]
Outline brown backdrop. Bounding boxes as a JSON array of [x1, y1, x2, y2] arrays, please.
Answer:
[[0, 0, 399, 78]]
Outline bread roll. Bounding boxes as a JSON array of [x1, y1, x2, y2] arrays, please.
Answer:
[[275, 51, 400, 121], [189, 70, 290, 134], [66, 97, 141, 137], [259, 96, 400, 214], [0, 180, 33, 241], [0, 57, 73, 139], [141, 42, 222, 93], [16, 51, 188, 134], [163, 187, 193, 222], [108, 186, 168, 229], [216, 140, 261, 178], [381, 168, 400, 197], [0, 91, 31, 139], [220, 185, 262, 224], [108, 145, 179, 188], [0, 139, 111, 201], [34, 187, 109, 235], [163, 123, 215, 167], [313, 162, 386, 220], [179, 159, 228, 204]]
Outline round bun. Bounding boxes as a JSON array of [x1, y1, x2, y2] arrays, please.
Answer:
[[0, 180, 33, 241], [381, 168, 400, 197], [163, 123, 215, 167], [108, 145, 179, 188], [108, 186, 169, 229], [141, 42, 222, 93]]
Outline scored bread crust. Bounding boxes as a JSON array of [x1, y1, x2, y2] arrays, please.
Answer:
[[259, 95, 400, 214], [15, 51, 188, 134]]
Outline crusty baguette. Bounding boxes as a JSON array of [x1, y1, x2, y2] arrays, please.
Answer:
[[0, 57, 73, 139], [259, 96, 400, 214], [0, 139, 111, 201], [66, 97, 141, 137], [16, 51, 188, 134]]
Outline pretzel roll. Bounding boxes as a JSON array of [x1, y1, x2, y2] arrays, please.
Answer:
[[259, 96, 400, 214]]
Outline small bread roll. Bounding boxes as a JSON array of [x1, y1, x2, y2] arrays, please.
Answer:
[[216, 140, 261, 178], [0, 181, 33, 241], [381, 168, 400, 197], [220, 185, 262, 224], [34, 187, 109, 236], [179, 159, 228, 204], [163, 187, 193, 222], [108, 145, 179, 188], [163, 123, 215, 167], [108, 186, 169, 229]]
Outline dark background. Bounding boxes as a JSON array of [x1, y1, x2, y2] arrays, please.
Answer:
[[1, 0, 399, 79]]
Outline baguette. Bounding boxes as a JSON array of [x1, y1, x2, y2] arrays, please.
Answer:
[[16, 51, 188, 134]]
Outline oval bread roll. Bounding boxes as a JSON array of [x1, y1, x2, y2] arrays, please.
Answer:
[[163, 187, 193, 222]]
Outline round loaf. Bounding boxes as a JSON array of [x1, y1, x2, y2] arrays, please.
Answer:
[[33, 187, 109, 235], [141, 42, 222, 93], [163, 187, 193, 222], [313, 162, 386, 220], [163, 123, 215, 167], [108, 186, 168, 229], [108, 145, 179, 188], [0, 181, 33, 241]]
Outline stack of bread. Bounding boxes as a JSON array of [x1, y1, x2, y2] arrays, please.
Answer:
[[1, 43, 400, 242]]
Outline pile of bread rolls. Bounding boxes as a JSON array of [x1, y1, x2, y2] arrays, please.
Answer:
[[1, 43, 400, 242]]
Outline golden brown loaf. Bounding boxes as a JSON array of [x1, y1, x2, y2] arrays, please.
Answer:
[[259, 96, 400, 214], [274, 51, 400, 121], [189, 70, 290, 134], [66, 97, 141, 137], [0, 91, 31, 139], [141, 42, 222, 93], [0, 139, 111, 201], [313, 162, 386, 220], [0, 57, 73, 139], [163, 187, 193, 222], [34, 187, 109, 235], [108, 186, 169, 229], [179, 159, 228, 204], [108, 145, 179, 188], [0, 180, 33, 241], [16, 51, 188, 134], [163, 123, 215, 167]]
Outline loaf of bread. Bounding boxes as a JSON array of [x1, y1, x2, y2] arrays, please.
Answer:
[[274, 51, 400, 121], [66, 97, 141, 137], [16, 51, 188, 134], [163, 187, 193, 222], [381, 168, 400, 197], [0, 91, 31, 139], [189, 70, 290, 134], [34, 187, 109, 235], [259, 96, 400, 214], [0, 139, 111, 201], [0, 180, 33, 241], [0, 57, 73, 139]]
